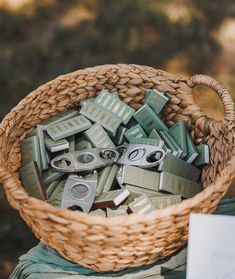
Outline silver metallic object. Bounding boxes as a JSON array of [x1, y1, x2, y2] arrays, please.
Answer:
[[50, 148, 119, 173], [117, 144, 165, 168], [116, 166, 124, 188], [61, 172, 98, 212]]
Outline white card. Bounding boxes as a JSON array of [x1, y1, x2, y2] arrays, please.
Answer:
[[187, 213, 235, 279]]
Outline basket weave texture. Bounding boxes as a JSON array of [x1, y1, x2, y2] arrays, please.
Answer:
[[0, 64, 235, 272]]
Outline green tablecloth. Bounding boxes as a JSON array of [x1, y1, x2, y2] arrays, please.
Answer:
[[10, 197, 235, 279], [10, 243, 187, 279]]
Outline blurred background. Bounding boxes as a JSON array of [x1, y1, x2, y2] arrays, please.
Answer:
[[0, 0, 234, 277]]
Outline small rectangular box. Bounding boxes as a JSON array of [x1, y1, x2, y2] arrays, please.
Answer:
[[80, 98, 95, 107], [107, 205, 128, 217], [20, 136, 41, 170], [158, 130, 179, 157], [126, 184, 163, 197], [96, 167, 112, 196], [89, 209, 106, 217], [45, 134, 69, 153], [85, 123, 115, 148], [113, 126, 128, 146], [98, 89, 120, 99], [159, 171, 201, 199], [67, 135, 75, 152], [185, 131, 199, 164], [95, 90, 135, 124], [102, 165, 119, 193], [149, 194, 181, 209], [149, 129, 162, 141], [37, 126, 49, 171], [128, 194, 156, 215], [133, 104, 168, 133], [39, 109, 79, 129], [49, 179, 66, 207], [169, 121, 188, 157], [80, 102, 122, 136], [20, 161, 47, 200], [158, 153, 201, 182], [124, 124, 147, 142], [160, 130, 183, 157], [193, 144, 210, 167], [145, 89, 169, 114], [47, 115, 92, 141], [121, 165, 160, 191], [102, 164, 119, 192], [116, 166, 124, 188], [128, 136, 164, 148], [92, 189, 130, 209]]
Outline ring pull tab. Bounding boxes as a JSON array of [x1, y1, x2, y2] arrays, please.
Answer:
[[51, 148, 120, 173], [61, 171, 98, 212], [117, 144, 165, 168]]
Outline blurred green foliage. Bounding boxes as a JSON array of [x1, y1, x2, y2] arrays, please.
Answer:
[[0, 0, 234, 120], [0, 1, 234, 278]]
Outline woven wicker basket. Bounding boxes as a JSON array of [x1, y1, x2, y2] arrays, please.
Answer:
[[0, 64, 235, 272]]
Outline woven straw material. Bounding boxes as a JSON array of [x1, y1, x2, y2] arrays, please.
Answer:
[[0, 64, 235, 272]]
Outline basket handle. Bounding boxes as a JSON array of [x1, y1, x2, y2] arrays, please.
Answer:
[[190, 74, 235, 124]]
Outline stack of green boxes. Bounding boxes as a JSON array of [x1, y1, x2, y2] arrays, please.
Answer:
[[20, 89, 210, 217]]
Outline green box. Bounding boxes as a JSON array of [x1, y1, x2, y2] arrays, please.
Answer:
[[133, 104, 168, 133], [149, 194, 181, 209], [49, 179, 66, 207], [37, 126, 49, 171], [96, 166, 112, 196], [20, 161, 47, 200], [38, 109, 79, 128], [193, 144, 210, 167], [159, 171, 201, 199], [149, 129, 162, 141], [93, 188, 130, 209], [89, 209, 106, 217], [158, 153, 201, 182], [124, 124, 147, 142], [145, 89, 169, 114], [80, 102, 122, 136], [169, 121, 187, 158], [185, 131, 199, 164], [158, 130, 179, 157], [20, 136, 41, 170], [67, 135, 75, 152], [102, 165, 119, 192], [122, 165, 160, 191], [128, 194, 156, 215], [95, 90, 135, 124], [47, 115, 91, 141], [45, 134, 69, 153], [126, 184, 164, 197], [128, 136, 164, 148], [160, 130, 183, 157], [85, 123, 115, 148], [113, 126, 128, 146], [107, 205, 128, 217]]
